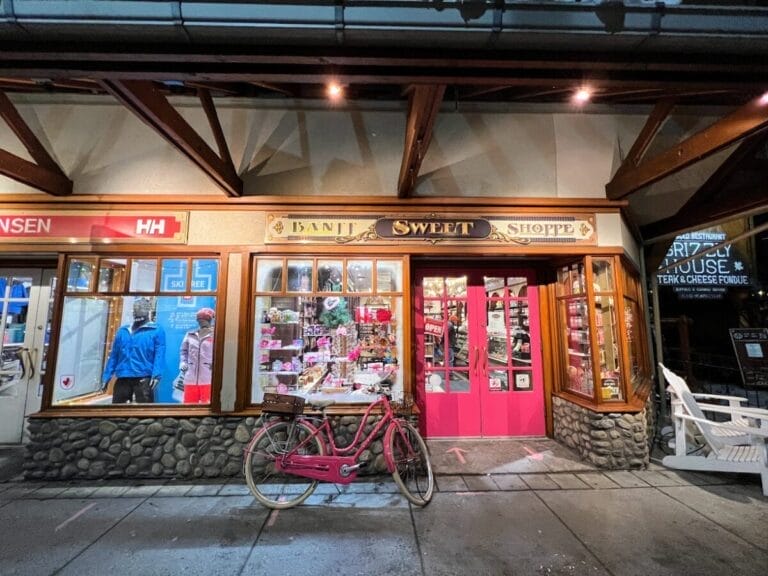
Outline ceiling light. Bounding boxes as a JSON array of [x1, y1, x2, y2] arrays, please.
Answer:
[[759, 91, 768, 105], [327, 82, 344, 101], [574, 88, 592, 104]]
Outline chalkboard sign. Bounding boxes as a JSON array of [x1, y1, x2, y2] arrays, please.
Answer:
[[729, 328, 768, 388]]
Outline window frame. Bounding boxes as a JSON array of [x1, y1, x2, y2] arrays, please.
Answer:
[[44, 252, 225, 412], [248, 255, 408, 408], [554, 255, 652, 412]]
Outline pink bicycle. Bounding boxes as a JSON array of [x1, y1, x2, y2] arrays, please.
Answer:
[[243, 392, 434, 509]]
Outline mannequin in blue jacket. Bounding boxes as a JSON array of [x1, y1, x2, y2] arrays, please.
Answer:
[[103, 298, 166, 403]]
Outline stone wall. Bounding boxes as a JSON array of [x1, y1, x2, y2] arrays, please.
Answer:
[[24, 414, 391, 480], [552, 396, 651, 469]]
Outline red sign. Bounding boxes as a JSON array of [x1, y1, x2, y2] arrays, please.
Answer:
[[424, 318, 444, 338], [0, 211, 188, 243]]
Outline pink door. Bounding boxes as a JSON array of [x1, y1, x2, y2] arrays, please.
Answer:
[[414, 268, 545, 438]]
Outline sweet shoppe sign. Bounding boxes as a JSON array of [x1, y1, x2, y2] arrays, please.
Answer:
[[266, 213, 596, 245]]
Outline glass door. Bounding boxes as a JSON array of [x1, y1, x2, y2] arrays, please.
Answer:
[[415, 267, 544, 438], [480, 274, 545, 437], [0, 269, 56, 444]]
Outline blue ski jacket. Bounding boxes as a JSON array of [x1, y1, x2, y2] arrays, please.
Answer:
[[103, 322, 166, 382]]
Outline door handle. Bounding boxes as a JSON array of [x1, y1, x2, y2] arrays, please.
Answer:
[[473, 347, 479, 377], [481, 347, 488, 378], [17, 348, 27, 380], [26, 348, 37, 380]]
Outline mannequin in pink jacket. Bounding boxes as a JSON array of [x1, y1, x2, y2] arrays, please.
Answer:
[[179, 308, 215, 404]]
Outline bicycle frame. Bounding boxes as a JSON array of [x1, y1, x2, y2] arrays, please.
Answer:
[[272, 394, 408, 484]]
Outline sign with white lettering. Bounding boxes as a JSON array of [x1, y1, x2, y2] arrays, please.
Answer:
[[266, 213, 596, 245], [0, 211, 188, 243], [424, 318, 445, 338], [729, 328, 768, 388], [657, 231, 751, 299]]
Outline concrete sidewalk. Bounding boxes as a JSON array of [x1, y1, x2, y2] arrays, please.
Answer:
[[2, 438, 767, 576], [1, 464, 766, 575]]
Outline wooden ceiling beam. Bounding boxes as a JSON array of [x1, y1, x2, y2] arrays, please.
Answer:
[[0, 149, 73, 196], [613, 97, 676, 179], [248, 81, 294, 97], [641, 132, 768, 242], [101, 79, 242, 197], [198, 88, 233, 171], [0, 89, 72, 195], [606, 94, 768, 200], [398, 84, 445, 198], [184, 81, 240, 96], [641, 183, 768, 243]]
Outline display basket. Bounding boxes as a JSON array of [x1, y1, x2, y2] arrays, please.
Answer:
[[261, 393, 306, 415], [391, 395, 416, 417]]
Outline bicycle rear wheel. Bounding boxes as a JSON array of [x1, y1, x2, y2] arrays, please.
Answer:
[[244, 419, 324, 509], [388, 421, 434, 506]]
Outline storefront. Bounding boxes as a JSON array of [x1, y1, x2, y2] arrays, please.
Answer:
[[0, 200, 653, 480]]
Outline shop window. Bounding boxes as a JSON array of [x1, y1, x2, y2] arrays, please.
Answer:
[[52, 255, 221, 407], [555, 256, 651, 407], [623, 271, 649, 392], [252, 257, 405, 405]]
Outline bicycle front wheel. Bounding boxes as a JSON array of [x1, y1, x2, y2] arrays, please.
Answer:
[[388, 421, 434, 506], [244, 419, 324, 509]]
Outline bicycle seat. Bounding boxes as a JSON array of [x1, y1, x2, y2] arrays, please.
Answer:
[[307, 399, 336, 410]]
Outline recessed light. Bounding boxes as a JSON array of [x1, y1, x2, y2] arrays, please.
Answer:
[[327, 82, 344, 101], [574, 88, 592, 104]]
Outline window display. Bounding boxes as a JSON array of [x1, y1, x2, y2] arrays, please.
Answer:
[[556, 256, 650, 405], [53, 255, 220, 406], [252, 257, 404, 404], [557, 258, 623, 401]]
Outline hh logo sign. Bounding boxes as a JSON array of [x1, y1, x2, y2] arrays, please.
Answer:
[[0, 211, 188, 243]]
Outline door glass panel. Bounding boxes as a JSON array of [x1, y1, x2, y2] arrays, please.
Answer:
[[425, 370, 445, 393], [40, 276, 57, 375], [449, 371, 470, 393], [446, 276, 467, 297], [423, 299, 443, 368], [513, 370, 533, 391], [488, 368, 509, 392], [484, 276, 505, 298], [510, 302, 531, 368], [0, 276, 31, 402], [3, 277, 30, 345], [507, 276, 528, 297], [451, 309, 468, 368], [423, 277, 443, 298], [423, 275, 469, 391]]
